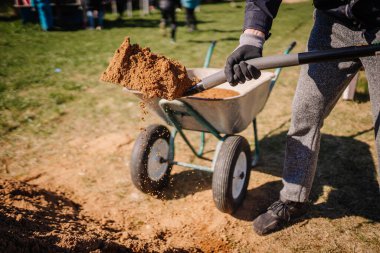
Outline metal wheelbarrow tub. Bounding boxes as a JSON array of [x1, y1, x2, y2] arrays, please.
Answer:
[[127, 68, 275, 135]]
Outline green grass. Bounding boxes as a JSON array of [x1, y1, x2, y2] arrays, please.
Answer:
[[0, 1, 314, 136]]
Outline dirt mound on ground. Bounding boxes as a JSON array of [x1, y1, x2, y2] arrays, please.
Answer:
[[0, 178, 213, 253], [0, 179, 130, 253], [100, 37, 196, 100]]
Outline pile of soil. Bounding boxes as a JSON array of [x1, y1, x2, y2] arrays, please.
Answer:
[[0, 179, 130, 253], [192, 88, 240, 99], [0, 178, 212, 252], [100, 37, 197, 100]]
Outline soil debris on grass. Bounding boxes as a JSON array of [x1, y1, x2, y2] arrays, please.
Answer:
[[100, 37, 197, 100], [0, 178, 131, 253], [192, 88, 240, 99], [0, 178, 211, 253]]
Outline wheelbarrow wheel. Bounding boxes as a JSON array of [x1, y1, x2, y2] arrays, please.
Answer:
[[130, 124, 172, 194], [212, 135, 251, 214]]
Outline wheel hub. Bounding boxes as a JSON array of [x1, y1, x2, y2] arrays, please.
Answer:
[[232, 152, 247, 200], [147, 138, 169, 181]]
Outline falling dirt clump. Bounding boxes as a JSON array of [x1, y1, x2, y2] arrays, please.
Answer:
[[101, 37, 197, 100], [192, 88, 240, 99]]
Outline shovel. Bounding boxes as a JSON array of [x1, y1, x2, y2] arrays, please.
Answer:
[[185, 43, 380, 96]]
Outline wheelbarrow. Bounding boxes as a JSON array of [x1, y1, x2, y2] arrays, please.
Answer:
[[127, 41, 297, 214], [127, 40, 380, 214]]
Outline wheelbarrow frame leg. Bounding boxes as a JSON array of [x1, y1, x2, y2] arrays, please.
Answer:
[[161, 100, 224, 172], [252, 118, 260, 167]]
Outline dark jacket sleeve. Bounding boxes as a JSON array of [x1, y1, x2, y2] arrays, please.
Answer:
[[244, 0, 282, 38]]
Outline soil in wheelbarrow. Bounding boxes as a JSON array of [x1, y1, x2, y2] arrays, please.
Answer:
[[100, 37, 198, 100], [192, 88, 240, 99]]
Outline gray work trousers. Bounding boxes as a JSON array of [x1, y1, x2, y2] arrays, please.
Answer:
[[280, 10, 380, 202]]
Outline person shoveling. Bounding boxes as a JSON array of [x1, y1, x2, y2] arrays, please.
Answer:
[[221, 0, 379, 236], [101, 0, 379, 236]]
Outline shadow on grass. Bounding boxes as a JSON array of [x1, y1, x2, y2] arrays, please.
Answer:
[[197, 28, 241, 33], [0, 16, 20, 22], [187, 36, 238, 44], [153, 123, 379, 225], [234, 129, 380, 223], [354, 91, 370, 103], [102, 18, 212, 29]]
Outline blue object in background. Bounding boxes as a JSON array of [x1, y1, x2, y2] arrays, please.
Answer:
[[31, 0, 53, 31], [86, 10, 104, 29], [86, 10, 95, 28], [180, 0, 201, 9]]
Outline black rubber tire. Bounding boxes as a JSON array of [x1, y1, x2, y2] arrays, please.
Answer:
[[130, 124, 172, 194], [212, 135, 251, 214]]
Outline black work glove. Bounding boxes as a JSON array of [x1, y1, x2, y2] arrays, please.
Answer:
[[225, 33, 264, 86]]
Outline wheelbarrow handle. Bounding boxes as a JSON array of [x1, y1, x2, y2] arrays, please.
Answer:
[[186, 43, 380, 95]]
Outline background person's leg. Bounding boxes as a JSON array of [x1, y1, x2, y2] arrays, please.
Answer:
[[97, 9, 104, 29], [280, 11, 362, 203], [116, 0, 126, 17], [44, 0, 53, 29], [190, 8, 196, 30], [189, 8, 196, 31], [159, 9, 169, 36], [86, 10, 95, 29], [169, 8, 176, 41], [185, 8, 195, 31]]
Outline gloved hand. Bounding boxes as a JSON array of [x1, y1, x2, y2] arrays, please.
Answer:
[[225, 33, 265, 86]]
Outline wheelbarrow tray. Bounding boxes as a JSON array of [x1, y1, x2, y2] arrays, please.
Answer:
[[126, 68, 275, 134]]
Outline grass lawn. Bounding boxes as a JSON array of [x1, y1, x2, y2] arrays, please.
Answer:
[[1, 1, 380, 252]]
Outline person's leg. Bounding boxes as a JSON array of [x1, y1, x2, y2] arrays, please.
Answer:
[[116, 0, 126, 17], [190, 7, 196, 30], [159, 9, 169, 36], [97, 9, 104, 29], [253, 10, 362, 235], [44, 0, 53, 29], [86, 10, 95, 29], [357, 29, 380, 187], [169, 7, 176, 42], [280, 11, 362, 203], [185, 8, 191, 27], [186, 8, 196, 31]]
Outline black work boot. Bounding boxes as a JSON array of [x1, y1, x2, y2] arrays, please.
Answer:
[[253, 199, 308, 235]]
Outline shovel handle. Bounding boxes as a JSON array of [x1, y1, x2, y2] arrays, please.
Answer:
[[199, 43, 380, 91]]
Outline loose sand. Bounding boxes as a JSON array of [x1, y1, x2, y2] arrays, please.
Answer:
[[101, 37, 197, 100], [192, 88, 240, 99]]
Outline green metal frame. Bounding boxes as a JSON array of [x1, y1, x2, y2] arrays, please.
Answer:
[[159, 100, 223, 172], [158, 41, 295, 172]]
